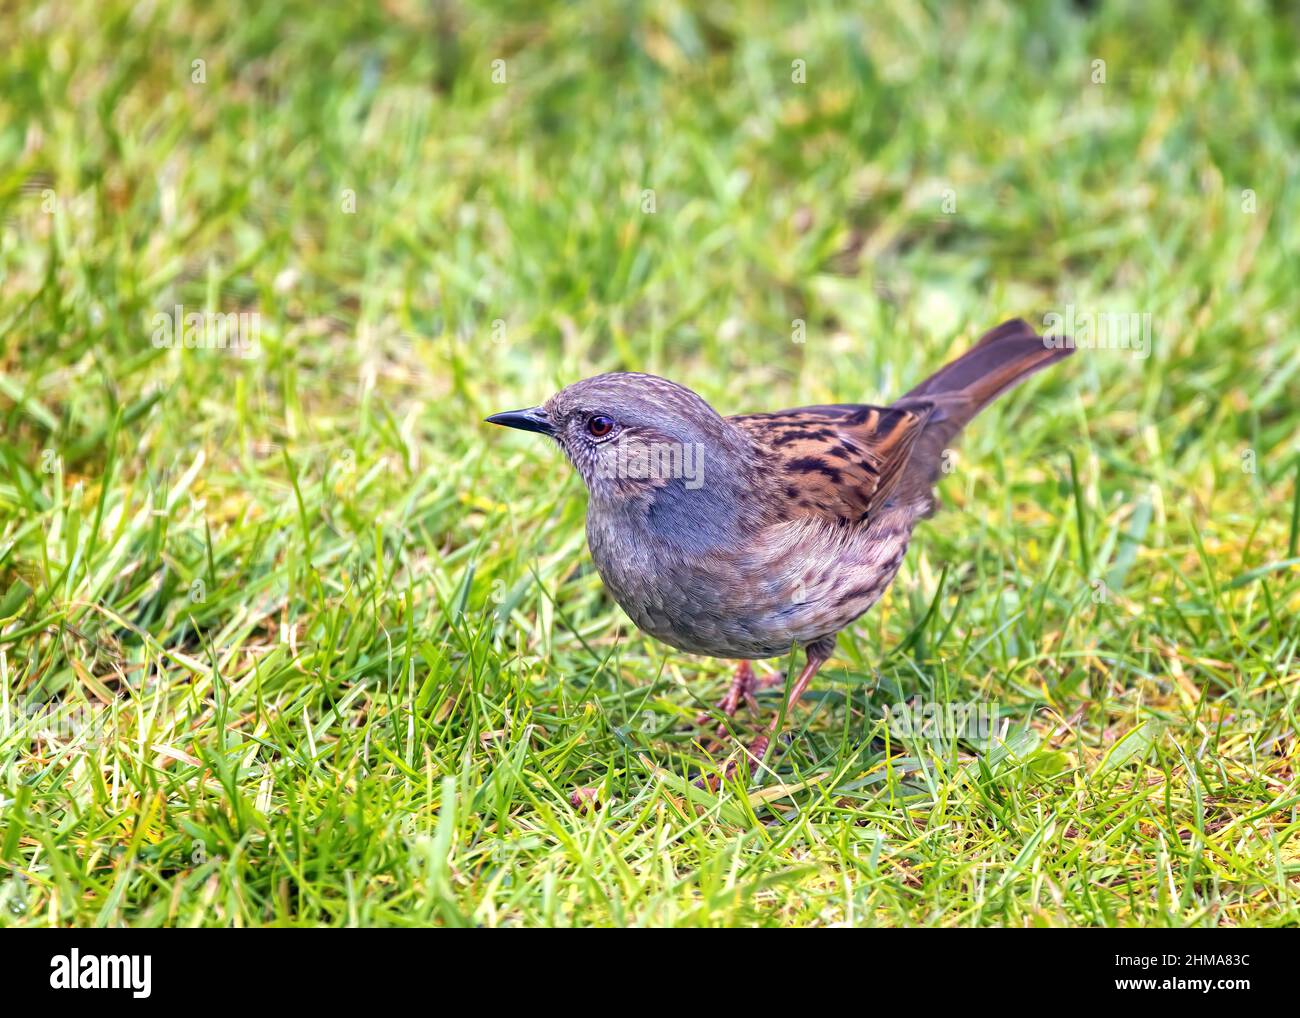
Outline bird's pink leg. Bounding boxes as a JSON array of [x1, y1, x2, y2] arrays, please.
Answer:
[[741, 644, 832, 767], [696, 660, 775, 735], [694, 643, 832, 788]]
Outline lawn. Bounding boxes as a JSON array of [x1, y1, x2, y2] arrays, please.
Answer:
[[1, 0, 1298, 927]]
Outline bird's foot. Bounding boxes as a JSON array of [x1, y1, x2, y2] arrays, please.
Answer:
[[692, 646, 829, 789], [744, 734, 770, 763], [695, 660, 776, 737], [692, 732, 773, 790]]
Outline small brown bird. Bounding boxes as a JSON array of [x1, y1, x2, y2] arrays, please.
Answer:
[[488, 319, 1072, 768]]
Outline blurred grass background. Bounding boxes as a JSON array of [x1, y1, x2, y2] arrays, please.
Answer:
[[1, 0, 1298, 926]]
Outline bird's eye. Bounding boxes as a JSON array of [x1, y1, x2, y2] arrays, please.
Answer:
[[586, 415, 615, 438]]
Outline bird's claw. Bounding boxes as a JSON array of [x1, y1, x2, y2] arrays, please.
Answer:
[[692, 732, 773, 790], [695, 660, 772, 736]]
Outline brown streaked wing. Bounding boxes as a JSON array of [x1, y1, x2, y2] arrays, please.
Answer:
[[730, 403, 932, 524]]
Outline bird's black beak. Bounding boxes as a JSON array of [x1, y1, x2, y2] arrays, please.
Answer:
[[485, 406, 554, 437]]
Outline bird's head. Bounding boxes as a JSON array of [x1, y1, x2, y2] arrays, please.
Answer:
[[486, 372, 744, 504]]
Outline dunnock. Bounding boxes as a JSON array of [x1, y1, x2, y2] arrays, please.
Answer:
[[488, 319, 1072, 768]]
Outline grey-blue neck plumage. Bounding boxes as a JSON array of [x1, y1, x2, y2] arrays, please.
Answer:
[[587, 422, 763, 558]]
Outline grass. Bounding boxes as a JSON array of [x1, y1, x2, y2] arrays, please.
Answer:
[[1, 0, 1298, 927]]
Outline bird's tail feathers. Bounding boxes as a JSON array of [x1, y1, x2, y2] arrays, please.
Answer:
[[901, 318, 1071, 420], [892, 318, 1073, 502]]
